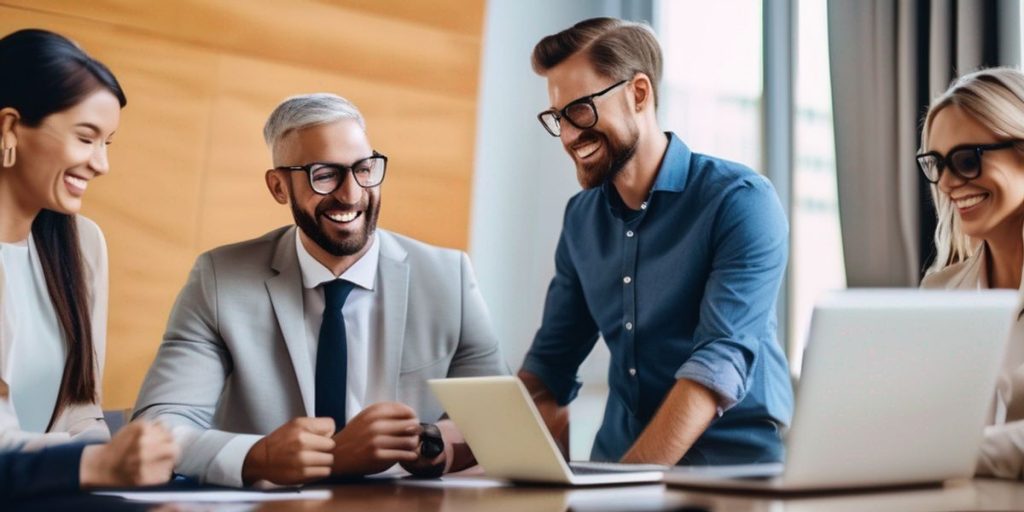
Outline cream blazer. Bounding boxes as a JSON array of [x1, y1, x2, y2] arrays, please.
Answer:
[[0, 215, 109, 451], [922, 242, 1024, 479]]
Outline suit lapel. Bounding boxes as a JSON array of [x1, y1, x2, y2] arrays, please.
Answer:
[[265, 227, 316, 416], [373, 232, 409, 402]]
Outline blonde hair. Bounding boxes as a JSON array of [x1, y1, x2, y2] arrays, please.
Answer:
[[921, 67, 1024, 274]]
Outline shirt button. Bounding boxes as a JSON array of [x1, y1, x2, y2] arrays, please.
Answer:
[[629, 368, 637, 376], [623, 276, 632, 284], [640, 202, 648, 210], [625, 322, 633, 331], [626, 230, 634, 238]]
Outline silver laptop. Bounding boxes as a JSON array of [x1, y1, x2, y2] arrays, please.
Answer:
[[665, 289, 1019, 492], [428, 376, 666, 485]]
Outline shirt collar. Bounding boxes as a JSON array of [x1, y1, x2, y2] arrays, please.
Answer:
[[649, 132, 692, 194], [973, 240, 1024, 320], [295, 229, 380, 291], [952, 239, 1024, 297], [965, 243, 989, 289], [600, 132, 692, 212]]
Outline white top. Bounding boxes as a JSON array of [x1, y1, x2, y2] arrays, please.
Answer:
[[0, 215, 109, 451], [295, 229, 381, 422], [922, 239, 1024, 479], [0, 238, 66, 432]]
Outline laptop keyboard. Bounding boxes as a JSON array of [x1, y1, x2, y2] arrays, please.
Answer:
[[569, 462, 666, 475]]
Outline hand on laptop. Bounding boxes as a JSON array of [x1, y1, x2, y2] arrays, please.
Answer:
[[518, 371, 570, 460], [241, 417, 336, 485], [80, 421, 179, 488], [331, 402, 421, 476]]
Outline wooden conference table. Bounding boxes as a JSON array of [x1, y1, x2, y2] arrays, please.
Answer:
[[18, 476, 1024, 511]]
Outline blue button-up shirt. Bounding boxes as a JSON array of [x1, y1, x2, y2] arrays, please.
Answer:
[[522, 133, 794, 465]]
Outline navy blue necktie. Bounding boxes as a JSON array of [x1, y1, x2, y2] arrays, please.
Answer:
[[315, 279, 355, 432]]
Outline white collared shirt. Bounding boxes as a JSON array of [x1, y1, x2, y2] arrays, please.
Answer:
[[295, 229, 382, 423]]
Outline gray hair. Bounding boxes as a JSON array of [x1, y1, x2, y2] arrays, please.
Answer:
[[263, 93, 366, 153]]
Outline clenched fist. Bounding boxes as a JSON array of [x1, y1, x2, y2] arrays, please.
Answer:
[[331, 402, 421, 476], [242, 417, 336, 485], [79, 421, 179, 488]]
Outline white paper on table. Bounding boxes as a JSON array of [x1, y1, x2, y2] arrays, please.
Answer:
[[93, 488, 331, 503]]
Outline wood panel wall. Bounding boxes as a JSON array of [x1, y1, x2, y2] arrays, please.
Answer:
[[0, 0, 485, 409]]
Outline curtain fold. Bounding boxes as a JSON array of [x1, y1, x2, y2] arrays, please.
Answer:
[[827, 0, 1020, 286]]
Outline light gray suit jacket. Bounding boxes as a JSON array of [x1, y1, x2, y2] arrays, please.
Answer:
[[133, 226, 508, 485]]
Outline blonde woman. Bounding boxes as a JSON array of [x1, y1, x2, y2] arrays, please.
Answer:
[[918, 67, 1024, 479]]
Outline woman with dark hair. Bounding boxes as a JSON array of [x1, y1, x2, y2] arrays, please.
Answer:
[[0, 28, 177, 493]]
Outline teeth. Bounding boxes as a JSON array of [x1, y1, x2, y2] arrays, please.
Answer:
[[954, 194, 986, 209], [326, 211, 357, 222], [574, 141, 600, 159], [64, 175, 88, 190]]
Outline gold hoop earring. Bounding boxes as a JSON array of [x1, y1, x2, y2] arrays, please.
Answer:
[[1, 145, 14, 168]]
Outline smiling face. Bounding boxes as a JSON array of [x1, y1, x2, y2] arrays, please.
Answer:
[[4, 89, 121, 216], [929, 104, 1024, 242], [271, 119, 381, 258], [545, 51, 639, 189]]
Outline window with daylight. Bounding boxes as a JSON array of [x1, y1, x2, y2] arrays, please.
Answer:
[[790, 0, 846, 374], [656, 0, 846, 375]]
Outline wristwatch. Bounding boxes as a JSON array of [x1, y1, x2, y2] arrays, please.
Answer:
[[419, 422, 444, 459]]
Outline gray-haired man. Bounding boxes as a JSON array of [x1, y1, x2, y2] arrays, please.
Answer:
[[133, 93, 508, 487]]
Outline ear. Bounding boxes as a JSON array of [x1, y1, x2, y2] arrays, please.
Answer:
[[0, 107, 20, 148], [630, 73, 654, 113], [265, 169, 290, 205]]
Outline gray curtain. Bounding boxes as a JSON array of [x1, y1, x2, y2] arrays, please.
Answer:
[[827, 0, 1020, 287]]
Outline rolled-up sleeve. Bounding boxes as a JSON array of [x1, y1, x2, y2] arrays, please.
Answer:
[[521, 209, 600, 406], [677, 177, 788, 411]]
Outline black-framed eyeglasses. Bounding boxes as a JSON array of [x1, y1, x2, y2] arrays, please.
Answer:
[[916, 141, 1020, 184], [537, 79, 629, 137], [275, 152, 388, 194]]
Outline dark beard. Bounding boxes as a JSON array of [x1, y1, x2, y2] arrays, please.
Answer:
[[289, 188, 380, 257], [574, 124, 639, 190]]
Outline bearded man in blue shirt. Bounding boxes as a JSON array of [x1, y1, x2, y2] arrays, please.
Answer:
[[520, 17, 794, 466]]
